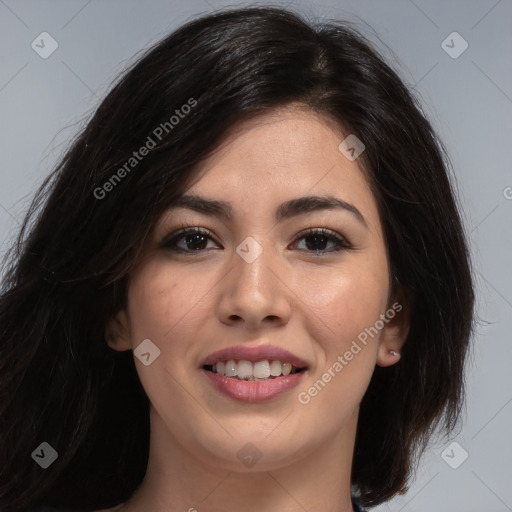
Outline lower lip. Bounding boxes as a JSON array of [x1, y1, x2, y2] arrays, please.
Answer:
[[202, 369, 306, 403]]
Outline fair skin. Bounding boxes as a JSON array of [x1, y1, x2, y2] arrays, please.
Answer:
[[101, 105, 409, 512]]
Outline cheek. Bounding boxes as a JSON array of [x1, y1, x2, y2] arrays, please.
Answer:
[[127, 259, 215, 346], [125, 264, 213, 415], [293, 252, 390, 350], [294, 262, 388, 426]]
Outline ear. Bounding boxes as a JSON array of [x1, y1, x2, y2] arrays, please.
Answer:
[[376, 298, 410, 368], [105, 309, 132, 351]]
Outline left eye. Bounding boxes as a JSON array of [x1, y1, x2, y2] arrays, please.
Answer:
[[293, 228, 351, 253], [160, 227, 351, 254]]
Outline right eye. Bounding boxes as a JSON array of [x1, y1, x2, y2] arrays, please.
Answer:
[[159, 227, 222, 253]]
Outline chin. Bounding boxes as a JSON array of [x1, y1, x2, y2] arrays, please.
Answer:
[[182, 423, 316, 472]]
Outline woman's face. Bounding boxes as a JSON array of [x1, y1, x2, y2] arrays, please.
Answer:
[[108, 105, 407, 472]]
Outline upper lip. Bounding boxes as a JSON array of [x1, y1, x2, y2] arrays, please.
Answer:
[[201, 344, 308, 368]]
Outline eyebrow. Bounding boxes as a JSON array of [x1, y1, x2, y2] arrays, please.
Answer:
[[168, 194, 368, 228]]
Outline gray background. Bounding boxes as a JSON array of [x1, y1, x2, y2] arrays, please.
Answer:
[[1, 1, 511, 510]]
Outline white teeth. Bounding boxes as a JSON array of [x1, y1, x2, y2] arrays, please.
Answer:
[[269, 360, 282, 376], [253, 360, 271, 379], [215, 361, 225, 375], [224, 359, 237, 377], [237, 360, 253, 380], [210, 359, 301, 379]]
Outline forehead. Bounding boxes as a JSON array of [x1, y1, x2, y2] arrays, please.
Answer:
[[182, 106, 381, 231]]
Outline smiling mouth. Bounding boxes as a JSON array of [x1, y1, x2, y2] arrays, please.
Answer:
[[203, 359, 307, 381]]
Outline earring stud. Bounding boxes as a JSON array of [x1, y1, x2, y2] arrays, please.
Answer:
[[389, 350, 399, 356]]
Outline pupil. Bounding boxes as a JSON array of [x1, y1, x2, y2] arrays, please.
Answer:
[[186, 234, 207, 250], [306, 235, 327, 251]]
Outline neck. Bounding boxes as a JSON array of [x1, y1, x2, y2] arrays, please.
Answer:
[[118, 405, 359, 512]]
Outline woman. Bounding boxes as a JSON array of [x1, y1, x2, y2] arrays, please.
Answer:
[[0, 6, 475, 512]]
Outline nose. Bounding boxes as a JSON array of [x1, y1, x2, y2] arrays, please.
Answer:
[[216, 242, 293, 330]]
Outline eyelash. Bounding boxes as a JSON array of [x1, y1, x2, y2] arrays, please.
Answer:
[[159, 224, 353, 256]]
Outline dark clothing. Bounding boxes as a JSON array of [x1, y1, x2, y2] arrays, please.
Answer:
[[26, 495, 366, 511]]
